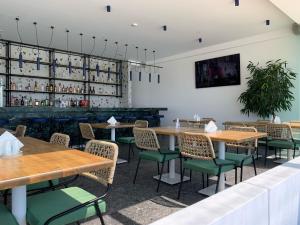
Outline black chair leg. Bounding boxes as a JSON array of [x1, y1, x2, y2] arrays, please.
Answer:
[[235, 167, 237, 184], [202, 173, 205, 188], [293, 145, 296, 159], [127, 144, 131, 163], [207, 174, 209, 187], [264, 143, 268, 166], [215, 174, 220, 194], [252, 155, 257, 176], [95, 202, 105, 225], [157, 158, 166, 192], [177, 157, 184, 199], [189, 170, 192, 182], [133, 158, 141, 184], [157, 162, 160, 174], [240, 162, 244, 182]]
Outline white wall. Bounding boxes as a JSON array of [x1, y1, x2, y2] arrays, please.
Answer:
[[131, 28, 300, 126]]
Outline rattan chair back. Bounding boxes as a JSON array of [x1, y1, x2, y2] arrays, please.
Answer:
[[79, 123, 95, 140], [50, 133, 70, 147], [178, 132, 216, 160], [267, 123, 293, 141], [223, 121, 246, 130], [15, 125, 27, 137], [134, 120, 149, 128], [227, 126, 258, 149], [133, 127, 160, 151], [83, 140, 118, 186]]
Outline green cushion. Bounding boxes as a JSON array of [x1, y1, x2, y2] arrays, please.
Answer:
[[183, 158, 235, 176], [139, 150, 179, 162], [0, 203, 18, 225], [225, 152, 252, 167], [27, 179, 59, 191], [267, 140, 294, 149], [27, 187, 106, 225], [117, 136, 135, 144]]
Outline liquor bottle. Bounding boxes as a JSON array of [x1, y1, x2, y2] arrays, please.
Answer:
[[34, 81, 38, 92], [54, 84, 57, 93], [73, 86, 76, 93], [21, 96, 24, 106], [58, 83, 62, 92], [49, 84, 53, 92], [92, 87, 95, 94], [15, 98, 19, 106], [41, 84, 45, 92], [77, 85, 80, 93], [92, 75, 95, 82], [28, 97, 32, 106], [69, 85, 72, 93], [46, 83, 49, 92], [24, 96, 28, 106]]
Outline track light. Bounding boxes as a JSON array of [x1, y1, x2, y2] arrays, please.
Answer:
[[266, 20, 270, 26], [235, 0, 239, 6], [106, 5, 111, 12], [198, 38, 202, 43], [163, 25, 167, 31]]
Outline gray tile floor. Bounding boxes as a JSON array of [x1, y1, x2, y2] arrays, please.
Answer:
[[77, 143, 277, 225]]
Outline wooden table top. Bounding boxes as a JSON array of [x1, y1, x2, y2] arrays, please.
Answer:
[[0, 137, 113, 190], [173, 119, 215, 123], [151, 127, 267, 143], [91, 122, 135, 129], [290, 122, 300, 129]]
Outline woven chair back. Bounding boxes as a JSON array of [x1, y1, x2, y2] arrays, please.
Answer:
[[79, 123, 95, 140], [50, 133, 70, 147], [15, 125, 27, 137], [267, 123, 293, 140], [134, 120, 149, 128], [178, 132, 215, 160], [133, 127, 160, 151], [83, 140, 118, 186], [227, 126, 258, 149]]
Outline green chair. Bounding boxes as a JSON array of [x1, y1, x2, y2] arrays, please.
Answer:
[[0, 203, 18, 225], [265, 123, 298, 165], [133, 127, 179, 192], [177, 132, 235, 199], [26, 140, 118, 225], [225, 126, 258, 183], [117, 120, 148, 162]]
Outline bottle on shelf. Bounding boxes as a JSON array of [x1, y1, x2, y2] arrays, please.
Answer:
[[77, 85, 80, 93], [21, 96, 24, 106], [34, 81, 38, 92], [68, 84, 72, 93], [41, 84, 45, 92], [10, 81, 16, 90], [49, 83, 53, 92], [92, 86, 95, 94], [15, 98, 19, 106], [28, 97, 32, 106], [24, 96, 28, 106], [58, 83, 62, 93], [46, 83, 49, 92]]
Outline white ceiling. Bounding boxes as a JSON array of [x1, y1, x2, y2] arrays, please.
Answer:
[[269, 0, 300, 24], [0, 0, 293, 60]]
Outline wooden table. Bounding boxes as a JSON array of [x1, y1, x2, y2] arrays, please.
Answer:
[[91, 122, 135, 164], [289, 122, 300, 129], [0, 137, 113, 225], [152, 127, 267, 195]]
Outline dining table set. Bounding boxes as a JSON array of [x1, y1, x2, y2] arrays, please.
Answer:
[[1, 117, 299, 224]]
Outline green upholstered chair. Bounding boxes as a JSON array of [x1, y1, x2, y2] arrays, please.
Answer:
[[177, 132, 235, 199], [225, 126, 258, 183], [0, 203, 18, 225], [265, 123, 298, 165], [133, 127, 179, 192], [26, 140, 118, 225], [117, 120, 148, 162], [3, 133, 72, 204]]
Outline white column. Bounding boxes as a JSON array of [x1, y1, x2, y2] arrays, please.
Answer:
[[217, 141, 226, 191], [169, 135, 176, 179], [12, 185, 27, 225], [111, 128, 116, 141]]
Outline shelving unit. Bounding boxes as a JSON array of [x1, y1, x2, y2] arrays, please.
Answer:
[[0, 39, 123, 107]]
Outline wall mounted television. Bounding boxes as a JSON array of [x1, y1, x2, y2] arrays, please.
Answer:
[[195, 54, 240, 88]]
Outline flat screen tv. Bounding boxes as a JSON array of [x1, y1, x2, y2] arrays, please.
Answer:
[[195, 54, 240, 88]]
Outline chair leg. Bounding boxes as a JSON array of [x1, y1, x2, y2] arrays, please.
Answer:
[[167, 161, 170, 173], [252, 155, 257, 176], [94, 201, 105, 225], [133, 158, 141, 184], [264, 143, 268, 166], [235, 167, 237, 184], [256, 147, 259, 160], [293, 145, 296, 159], [157, 162, 160, 174], [177, 157, 184, 199], [215, 174, 221, 193], [207, 174, 209, 187], [127, 144, 131, 163], [202, 173, 205, 188], [189, 170, 192, 182], [240, 161, 244, 182], [157, 157, 166, 192]]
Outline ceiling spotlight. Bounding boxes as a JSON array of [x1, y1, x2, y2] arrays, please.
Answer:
[[235, 0, 239, 6], [198, 38, 202, 43], [163, 25, 167, 31], [131, 23, 138, 27], [106, 5, 111, 12], [266, 20, 270, 26]]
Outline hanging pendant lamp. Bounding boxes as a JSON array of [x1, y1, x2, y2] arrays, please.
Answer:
[[65, 29, 72, 75], [33, 22, 40, 70], [15, 18, 23, 69]]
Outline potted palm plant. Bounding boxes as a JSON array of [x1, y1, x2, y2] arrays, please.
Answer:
[[238, 60, 296, 121]]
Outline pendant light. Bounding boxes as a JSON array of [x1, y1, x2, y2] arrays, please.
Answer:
[[136, 46, 141, 81], [124, 44, 132, 81], [65, 29, 72, 75], [15, 17, 23, 69], [33, 22, 40, 70], [89, 36, 97, 78], [113, 41, 119, 80], [153, 50, 160, 84], [47, 26, 55, 48], [80, 33, 86, 78], [144, 48, 151, 83]]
